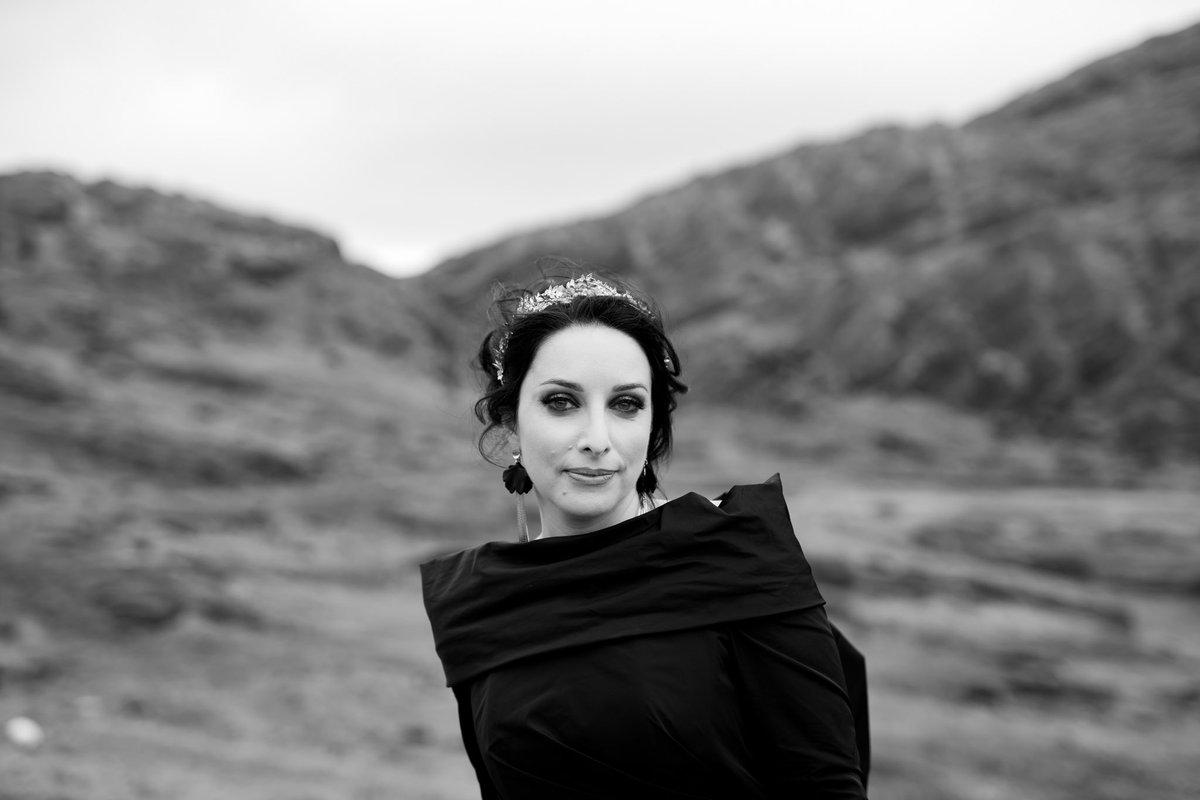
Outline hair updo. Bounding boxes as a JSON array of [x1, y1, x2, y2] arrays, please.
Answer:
[[474, 269, 687, 501]]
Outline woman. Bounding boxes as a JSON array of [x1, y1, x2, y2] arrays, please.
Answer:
[[422, 271, 869, 799]]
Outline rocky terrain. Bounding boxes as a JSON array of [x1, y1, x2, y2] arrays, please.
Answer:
[[2, 20, 1200, 800]]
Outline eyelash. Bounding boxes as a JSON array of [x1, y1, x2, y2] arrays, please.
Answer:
[[542, 394, 645, 414], [612, 396, 645, 414]]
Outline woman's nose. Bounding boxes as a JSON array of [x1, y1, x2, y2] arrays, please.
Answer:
[[578, 409, 612, 454]]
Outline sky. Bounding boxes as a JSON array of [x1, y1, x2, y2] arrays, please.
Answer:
[[3, 1, 1199, 277]]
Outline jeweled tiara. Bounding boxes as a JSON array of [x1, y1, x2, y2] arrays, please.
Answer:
[[492, 274, 656, 384]]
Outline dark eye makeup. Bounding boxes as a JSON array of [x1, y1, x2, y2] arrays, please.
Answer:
[[539, 392, 646, 414], [542, 393, 578, 412], [611, 395, 645, 414]]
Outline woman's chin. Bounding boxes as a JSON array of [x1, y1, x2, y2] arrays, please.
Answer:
[[537, 484, 640, 532]]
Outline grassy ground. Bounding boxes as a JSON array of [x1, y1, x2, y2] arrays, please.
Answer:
[[2, 343, 1198, 799]]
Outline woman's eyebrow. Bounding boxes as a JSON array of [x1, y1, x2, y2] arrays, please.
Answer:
[[538, 380, 647, 393]]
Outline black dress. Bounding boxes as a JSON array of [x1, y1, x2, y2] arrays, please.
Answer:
[[421, 476, 869, 799]]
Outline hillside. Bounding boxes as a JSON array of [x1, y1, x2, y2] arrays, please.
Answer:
[[0, 172, 452, 371], [0, 168, 483, 698], [0, 171, 512, 798], [415, 22, 1200, 466]]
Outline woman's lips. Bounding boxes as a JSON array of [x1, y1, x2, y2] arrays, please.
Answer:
[[564, 468, 617, 484]]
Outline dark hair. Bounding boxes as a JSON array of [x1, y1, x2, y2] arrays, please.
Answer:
[[474, 269, 687, 501]]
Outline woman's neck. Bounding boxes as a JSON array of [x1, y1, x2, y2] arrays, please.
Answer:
[[534, 494, 656, 540]]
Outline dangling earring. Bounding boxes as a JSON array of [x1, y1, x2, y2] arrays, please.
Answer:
[[637, 459, 657, 496], [503, 452, 533, 542], [502, 452, 533, 494]]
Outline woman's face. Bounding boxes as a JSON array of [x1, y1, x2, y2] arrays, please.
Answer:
[[514, 323, 653, 537]]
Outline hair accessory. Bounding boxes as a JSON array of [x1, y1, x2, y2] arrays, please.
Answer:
[[515, 274, 649, 317], [492, 274, 653, 384]]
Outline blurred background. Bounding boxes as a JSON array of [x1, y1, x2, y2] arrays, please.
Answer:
[[3, 2, 1200, 798]]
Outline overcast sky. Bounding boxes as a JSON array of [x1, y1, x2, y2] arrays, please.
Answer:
[[3, 1, 1198, 276]]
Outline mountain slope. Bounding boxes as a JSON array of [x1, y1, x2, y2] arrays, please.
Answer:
[[414, 22, 1200, 464], [0, 172, 451, 371], [0, 169, 477, 634]]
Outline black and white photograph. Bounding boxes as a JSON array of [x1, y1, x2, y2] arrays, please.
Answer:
[[2, 2, 1199, 798]]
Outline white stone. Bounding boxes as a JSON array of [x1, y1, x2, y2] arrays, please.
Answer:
[[5, 716, 45, 749]]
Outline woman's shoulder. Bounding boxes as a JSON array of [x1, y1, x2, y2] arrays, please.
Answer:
[[707, 472, 785, 507]]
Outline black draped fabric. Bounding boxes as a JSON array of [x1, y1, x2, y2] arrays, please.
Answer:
[[421, 476, 869, 799]]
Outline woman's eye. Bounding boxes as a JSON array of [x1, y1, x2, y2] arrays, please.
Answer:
[[612, 396, 645, 414], [543, 394, 577, 412]]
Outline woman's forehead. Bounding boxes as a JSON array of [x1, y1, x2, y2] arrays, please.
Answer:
[[527, 324, 651, 385]]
